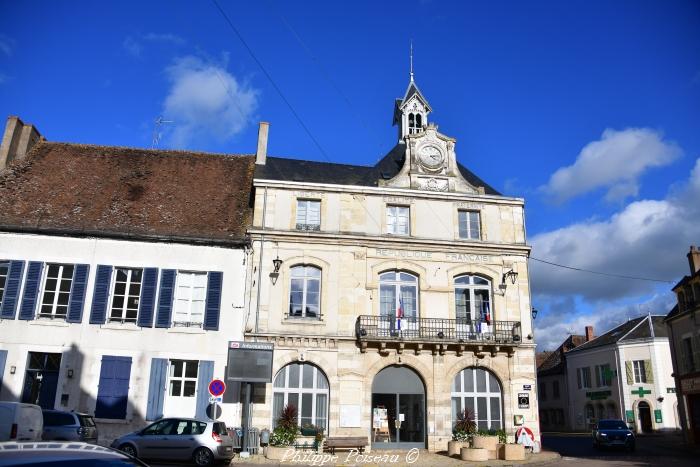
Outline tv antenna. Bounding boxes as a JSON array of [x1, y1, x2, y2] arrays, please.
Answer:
[[151, 116, 173, 149]]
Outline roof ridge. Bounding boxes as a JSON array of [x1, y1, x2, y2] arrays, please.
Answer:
[[619, 316, 647, 342], [39, 141, 254, 159]]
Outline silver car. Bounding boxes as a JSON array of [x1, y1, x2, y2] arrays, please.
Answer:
[[42, 410, 98, 443], [111, 418, 234, 466]]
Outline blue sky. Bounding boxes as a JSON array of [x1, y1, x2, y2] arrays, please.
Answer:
[[1, 0, 699, 348]]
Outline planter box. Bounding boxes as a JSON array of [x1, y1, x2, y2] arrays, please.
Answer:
[[448, 440, 467, 456], [472, 435, 498, 450], [461, 447, 488, 461], [503, 443, 525, 461], [266, 446, 293, 460]]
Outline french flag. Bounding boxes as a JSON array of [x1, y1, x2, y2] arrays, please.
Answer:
[[397, 297, 404, 330]]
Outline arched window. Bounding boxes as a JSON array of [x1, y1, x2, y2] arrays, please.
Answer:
[[408, 113, 415, 134], [454, 275, 492, 322], [451, 367, 502, 430], [289, 265, 321, 318], [415, 113, 422, 131], [379, 271, 418, 319], [272, 363, 329, 430]]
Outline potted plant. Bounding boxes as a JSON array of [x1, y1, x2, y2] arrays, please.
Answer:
[[314, 426, 325, 453], [448, 408, 475, 456], [266, 405, 299, 460], [301, 422, 319, 437], [472, 428, 499, 458]]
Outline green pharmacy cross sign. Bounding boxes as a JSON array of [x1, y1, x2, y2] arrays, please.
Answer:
[[631, 387, 651, 397]]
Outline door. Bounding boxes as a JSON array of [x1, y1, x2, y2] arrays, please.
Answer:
[[638, 401, 652, 433], [21, 352, 61, 409], [688, 394, 700, 444]]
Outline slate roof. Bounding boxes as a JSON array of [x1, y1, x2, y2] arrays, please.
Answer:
[[537, 334, 586, 376], [0, 142, 255, 245], [256, 143, 502, 195], [568, 315, 668, 354], [665, 304, 680, 321]]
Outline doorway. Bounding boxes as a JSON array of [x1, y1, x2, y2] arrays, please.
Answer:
[[21, 352, 62, 409], [638, 401, 653, 433], [371, 365, 425, 449]]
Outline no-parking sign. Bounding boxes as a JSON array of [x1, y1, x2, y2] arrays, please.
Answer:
[[208, 379, 226, 397]]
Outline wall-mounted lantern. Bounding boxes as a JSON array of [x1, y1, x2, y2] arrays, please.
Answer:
[[269, 256, 283, 285]]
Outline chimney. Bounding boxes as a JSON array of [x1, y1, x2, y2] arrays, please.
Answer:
[[255, 122, 269, 165], [688, 245, 700, 274], [0, 116, 44, 170], [585, 326, 594, 342]]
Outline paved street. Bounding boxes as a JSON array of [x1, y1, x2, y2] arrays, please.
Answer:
[[542, 433, 698, 467]]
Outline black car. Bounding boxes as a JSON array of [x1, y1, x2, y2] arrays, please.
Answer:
[[0, 442, 150, 466], [592, 419, 635, 451]]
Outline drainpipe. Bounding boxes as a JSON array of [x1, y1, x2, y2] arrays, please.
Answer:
[[254, 186, 268, 336]]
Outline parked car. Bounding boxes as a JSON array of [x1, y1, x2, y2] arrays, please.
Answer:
[[0, 402, 43, 441], [111, 418, 234, 466], [41, 409, 98, 443], [0, 441, 149, 466], [592, 419, 635, 451]]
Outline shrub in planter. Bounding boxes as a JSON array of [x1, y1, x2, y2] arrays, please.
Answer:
[[452, 408, 476, 442], [269, 405, 299, 447]]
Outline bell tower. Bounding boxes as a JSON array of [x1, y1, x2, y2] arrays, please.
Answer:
[[393, 44, 432, 141]]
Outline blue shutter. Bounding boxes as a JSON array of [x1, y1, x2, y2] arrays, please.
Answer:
[[0, 260, 25, 319], [195, 360, 215, 420], [137, 268, 158, 328], [145, 358, 168, 421], [18, 262, 43, 320], [89, 265, 113, 325], [154, 269, 175, 328], [95, 355, 132, 419], [0, 350, 7, 390], [66, 264, 90, 323], [203, 271, 223, 331]]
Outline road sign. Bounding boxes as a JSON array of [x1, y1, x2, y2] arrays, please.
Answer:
[[209, 379, 226, 397], [517, 393, 530, 409], [209, 396, 223, 403]]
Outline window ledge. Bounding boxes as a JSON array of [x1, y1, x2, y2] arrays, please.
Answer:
[[101, 323, 141, 331], [29, 319, 69, 327], [283, 318, 325, 326], [167, 327, 206, 334]]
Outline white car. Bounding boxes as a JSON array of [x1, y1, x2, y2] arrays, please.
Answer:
[[0, 402, 43, 441]]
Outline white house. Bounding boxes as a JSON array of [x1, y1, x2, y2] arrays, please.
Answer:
[[564, 315, 679, 433], [0, 118, 254, 442]]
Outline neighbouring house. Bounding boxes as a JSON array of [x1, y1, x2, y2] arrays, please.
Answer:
[[665, 245, 700, 444]]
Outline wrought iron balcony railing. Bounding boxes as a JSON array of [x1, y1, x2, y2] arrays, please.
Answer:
[[355, 315, 522, 345]]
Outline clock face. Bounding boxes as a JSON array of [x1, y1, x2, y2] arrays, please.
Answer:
[[418, 145, 444, 169]]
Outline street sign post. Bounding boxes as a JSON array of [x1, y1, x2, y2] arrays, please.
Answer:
[[208, 379, 226, 421]]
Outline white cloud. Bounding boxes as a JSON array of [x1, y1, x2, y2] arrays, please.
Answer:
[[540, 128, 682, 203], [531, 157, 700, 304], [162, 55, 259, 148]]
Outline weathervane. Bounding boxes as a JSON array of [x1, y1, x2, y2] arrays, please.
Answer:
[[151, 115, 173, 149]]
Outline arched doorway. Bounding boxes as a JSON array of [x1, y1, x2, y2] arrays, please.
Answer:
[[371, 365, 425, 449], [638, 401, 653, 433]]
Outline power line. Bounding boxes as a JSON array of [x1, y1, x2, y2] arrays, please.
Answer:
[[530, 257, 674, 283]]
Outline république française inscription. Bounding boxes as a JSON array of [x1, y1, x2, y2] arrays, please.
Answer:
[[374, 248, 491, 262]]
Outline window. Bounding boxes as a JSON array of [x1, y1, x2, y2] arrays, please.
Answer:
[[289, 266, 321, 318], [633, 360, 647, 383], [408, 112, 423, 134], [272, 363, 329, 430], [386, 205, 410, 235], [540, 382, 547, 400], [596, 364, 612, 387], [39, 264, 74, 319], [578, 367, 591, 389], [379, 271, 418, 320], [553, 380, 560, 399], [173, 271, 207, 326], [454, 275, 491, 322], [169, 360, 198, 398], [682, 337, 695, 373], [0, 260, 9, 303], [458, 211, 481, 240], [109, 268, 142, 323], [296, 200, 321, 231], [451, 367, 503, 430]]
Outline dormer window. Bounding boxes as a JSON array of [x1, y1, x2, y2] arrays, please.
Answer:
[[408, 113, 423, 134]]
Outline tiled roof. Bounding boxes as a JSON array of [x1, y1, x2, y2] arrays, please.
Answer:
[[569, 315, 668, 354], [537, 334, 586, 376], [256, 143, 501, 195], [0, 142, 255, 245]]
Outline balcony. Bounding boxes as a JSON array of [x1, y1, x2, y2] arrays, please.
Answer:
[[355, 315, 522, 356]]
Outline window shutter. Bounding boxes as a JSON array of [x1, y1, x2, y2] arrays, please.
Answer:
[[625, 361, 634, 385], [644, 360, 654, 383], [576, 368, 582, 389], [95, 356, 132, 419], [18, 262, 43, 320], [196, 360, 215, 419], [146, 358, 168, 421], [89, 265, 113, 324], [0, 349, 7, 389], [595, 366, 601, 388], [155, 269, 175, 328], [204, 271, 223, 331], [137, 268, 159, 328], [0, 260, 25, 319], [66, 264, 90, 323]]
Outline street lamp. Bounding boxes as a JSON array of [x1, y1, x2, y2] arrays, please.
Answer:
[[500, 269, 518, 292], [531, 308, 538, 320], [269, 256, 283, 285]]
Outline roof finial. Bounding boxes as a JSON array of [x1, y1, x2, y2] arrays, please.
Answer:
[[410, 39, 414, 82]]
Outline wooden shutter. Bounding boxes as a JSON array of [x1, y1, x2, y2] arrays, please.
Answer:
[[644, 360, 654, 383], [203, 271, 223, 331], [137, 268, 158, 328], [155, 269, 175, 328], [625, 361, 634, 384], [576, 368, 582, 389], [18, 262, 43, 320], [595, 365, 601, 387], [195, 360, 215, 419], [145, 358, 168, 421], [0, 260, 25, 319], [95, 356, 132, 419], [89, 265, 113, 324], [66, 264, 90, 323]]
